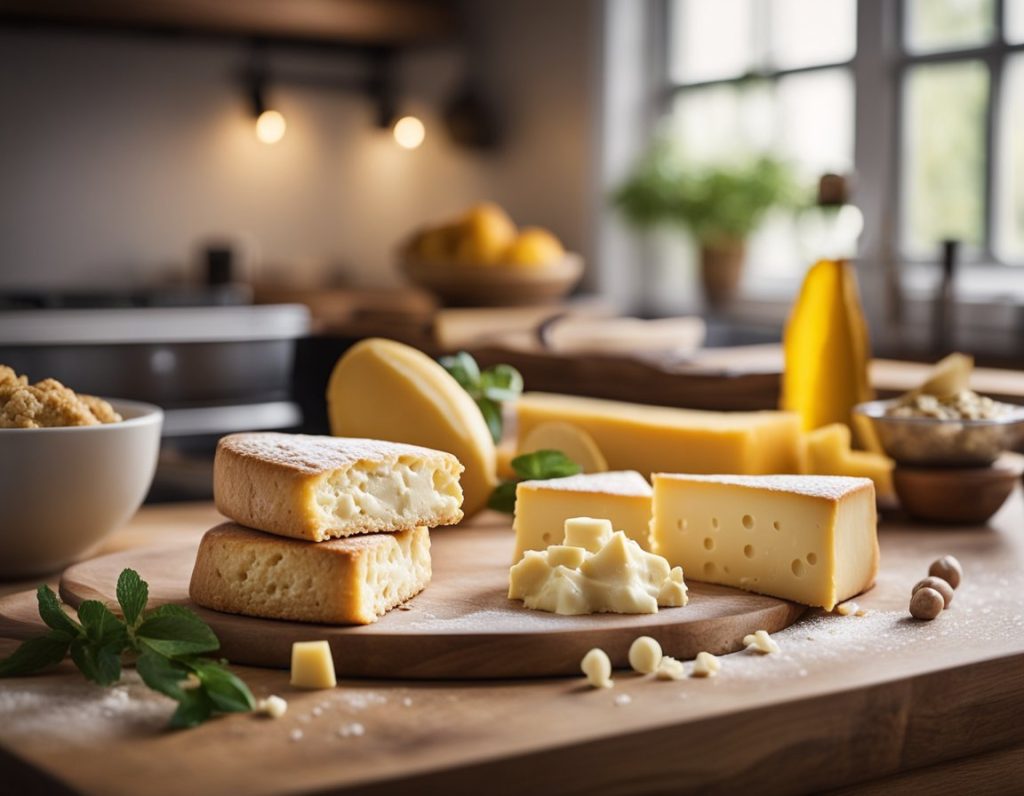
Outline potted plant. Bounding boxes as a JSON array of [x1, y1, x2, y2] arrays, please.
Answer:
[[613, 143, 799, 309]]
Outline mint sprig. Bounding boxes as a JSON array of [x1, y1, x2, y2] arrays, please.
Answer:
[[488, 449, 582, 513], [439, 351, 523, 443], [0, 569, 253, 728]]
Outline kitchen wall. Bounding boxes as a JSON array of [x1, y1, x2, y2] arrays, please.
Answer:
[[0, 0, 598, 291]]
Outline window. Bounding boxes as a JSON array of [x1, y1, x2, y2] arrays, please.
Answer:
[[661, 0, 1024, 296]]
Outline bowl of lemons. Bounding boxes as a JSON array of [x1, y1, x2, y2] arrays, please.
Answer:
[[399, 202, 584, 306]]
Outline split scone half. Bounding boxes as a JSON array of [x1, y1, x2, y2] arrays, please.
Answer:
[[189, 523, 431, 624], [214, 433, 464, 541]]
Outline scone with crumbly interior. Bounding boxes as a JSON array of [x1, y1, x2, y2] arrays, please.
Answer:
[[0, 366, 122, 429], [214, 432, 464, 542], [189, 523, 431, 624]]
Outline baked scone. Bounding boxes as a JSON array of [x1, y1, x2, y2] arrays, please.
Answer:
[[214, 433, 464, 541], [189, 523, 431, 625]]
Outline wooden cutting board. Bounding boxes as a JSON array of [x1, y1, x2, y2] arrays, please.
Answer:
[[1, 516, 804, 679]]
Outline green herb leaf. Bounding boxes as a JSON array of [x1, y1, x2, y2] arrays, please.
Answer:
[[511, 450, 582, 481], [169, 687, 215, 730], [0, 634, 71, 677], [69, 638, 123, 686], [136, 650, 191, 701], [137, 605, 220, 658], [188, 659, 255, 714], [487, 480, 518, 514], [116, 569, 149, 627], [476, 398, 504, 444], [77, 600, 128, 650], [480, 364, 524, 403], [36, 585, 81, 638], [439, 351, 481, 394]]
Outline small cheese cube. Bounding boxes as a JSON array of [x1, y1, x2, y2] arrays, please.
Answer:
[[546, 545, 588, 569], [563, 517, 614, 552], [290, 641, 337, 689]]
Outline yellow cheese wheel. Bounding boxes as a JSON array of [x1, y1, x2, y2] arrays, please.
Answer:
[[518, 421, 608, 474], [326, 338, 497, 517]]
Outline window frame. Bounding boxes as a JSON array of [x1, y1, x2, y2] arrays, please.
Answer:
[[657, 0, 1024, 277]]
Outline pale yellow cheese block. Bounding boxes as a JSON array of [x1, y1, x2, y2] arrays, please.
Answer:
[[513, 470, 653, 560], [327, 338, 497, 517], [516, 393, 803, 476], [650, 474, 878, 610], [805, 424, 895, 503], [291, 641, 337, 689]]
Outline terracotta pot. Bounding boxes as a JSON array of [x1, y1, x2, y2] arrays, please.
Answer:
[[699, 241, 746, 310]]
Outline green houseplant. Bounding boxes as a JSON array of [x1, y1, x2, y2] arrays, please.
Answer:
[[613, 143, 800, 309]]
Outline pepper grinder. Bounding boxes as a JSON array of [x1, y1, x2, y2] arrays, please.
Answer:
[[933, 239, 958, 356]]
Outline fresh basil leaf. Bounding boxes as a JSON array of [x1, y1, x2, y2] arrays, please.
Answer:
[[36, 585, 81, 638], [137, 605, 219, 657], [438, 351, 481, 394], [189, 659, 255, 713], [0, 634, 70, 677], [169, 688, 214, 729], [480, 364, 523, 403], [76, 600, 128, 650], [69, 638, 122, 686], [116, 569, 148, 627], [477, 398, 503, 444], [487, 480, 518, 514], [511, 449, 582, 480], [136, 650, 190, 701]]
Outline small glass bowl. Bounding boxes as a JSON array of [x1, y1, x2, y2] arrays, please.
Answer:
[[854, 398, 1024, 467]]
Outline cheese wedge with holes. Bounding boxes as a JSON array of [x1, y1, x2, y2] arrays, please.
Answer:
[[190, 523, 431, 625], [651, 474, 877, 610], [516, 393, 803, 475], [214, 433, 463, 542], [513, 471, 653, 560]]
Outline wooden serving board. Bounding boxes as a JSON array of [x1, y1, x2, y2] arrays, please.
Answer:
[[2, 516, 804, 679]]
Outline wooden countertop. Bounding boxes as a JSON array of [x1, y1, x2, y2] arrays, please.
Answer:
[[2, 500, 1024, 795]]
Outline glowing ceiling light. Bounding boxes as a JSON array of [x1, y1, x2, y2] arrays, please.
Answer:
[[393, 115, 425, 150], [255, 109, 287, 145]]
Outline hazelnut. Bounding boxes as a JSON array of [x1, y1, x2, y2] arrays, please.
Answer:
[[913, 576, 954, 608], [928, 555, 963, 589], [910, 587, 944, 620]]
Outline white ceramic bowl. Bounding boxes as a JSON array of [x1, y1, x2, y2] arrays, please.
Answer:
[[0, 399, 162, 578]]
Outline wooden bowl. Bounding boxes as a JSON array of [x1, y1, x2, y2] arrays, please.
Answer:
[[893, 456, 1022, 525], [399, 254, 583, 307]]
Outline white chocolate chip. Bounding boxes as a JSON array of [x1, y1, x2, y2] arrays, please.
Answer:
[[628, 636, 663, 674], [257, 695, 288, 719], [580, 648, 613, 688], [836, 601, 859, 616], [744, 630, 780, 655], [691, 651, 721, 678], [654, 656, 686, 681]]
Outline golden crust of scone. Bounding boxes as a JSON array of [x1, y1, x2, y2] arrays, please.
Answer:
[[214, 432, 464, 542], [0, 366, 122, 429], [188, 523, 431, 625]]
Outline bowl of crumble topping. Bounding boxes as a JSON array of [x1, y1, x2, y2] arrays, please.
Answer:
[[0, 365, 162, 577]]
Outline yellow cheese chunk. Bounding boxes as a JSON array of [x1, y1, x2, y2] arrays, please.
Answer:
[[563, 516, 614, 552], [806, 424, 895, 503], [290, 641, 337, 689], [513, 471, 653, 560], [326, 338, 497, 517], [651, 474, 878, 610], [517, 393, 803, 476], [781, 259, 874, 443], [518, 421, 608, 474], [508, 521, 689, 616]]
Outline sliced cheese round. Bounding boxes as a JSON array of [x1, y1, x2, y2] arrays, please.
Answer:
[[326, 338, 497, 517], [518, 421, 608, 474]]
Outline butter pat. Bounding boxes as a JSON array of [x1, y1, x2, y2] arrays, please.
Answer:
[[291, 641, 337, 689], [513, 471, 653, 559], [517, 393, 804, 477], [508, 517, 688, 615], [651, 474, 878, 611]]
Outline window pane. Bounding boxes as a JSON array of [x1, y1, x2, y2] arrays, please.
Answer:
[[905, 0, 995, 54], [771, 0, 857, 69], [774, 69, 854, 180], [901, 61, 989, 258], [670, 82, 774, 161], [995, 54, 1024, 262], [1008, 0, 1024, 44], [669, 0, 755, 83]]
